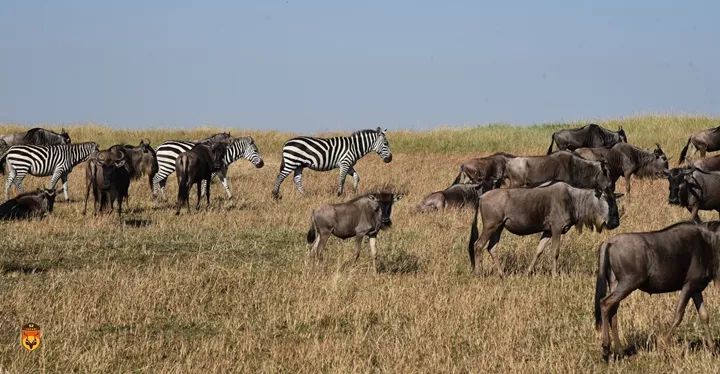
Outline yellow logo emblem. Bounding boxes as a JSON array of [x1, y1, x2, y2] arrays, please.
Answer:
[[21, 323, 41, 351]]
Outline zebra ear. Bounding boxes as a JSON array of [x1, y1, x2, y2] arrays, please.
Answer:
[[376, 126, 382, 133]]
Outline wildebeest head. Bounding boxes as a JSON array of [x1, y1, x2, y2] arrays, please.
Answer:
[[60, 128, 71, 144], [209, 142, 229, 171], [243, 137, 264, 168], [585, 188, 622, 232], [617, 126, 627, 143], [99, 147, 127, 189], [667, 167, 692, 205], [372, 127, 393, 163], [42, 188, 59, 213], [368, 191, 403, 228], [649, 143, 670, 177]]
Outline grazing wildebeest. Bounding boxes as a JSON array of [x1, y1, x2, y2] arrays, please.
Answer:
[[546, 124, 627, 154], [601, 143, 669, 195], [306, 187, 404, 272], [175, 142, 228, 214], [504, 151, 612, 190], [451, 152, 515, 185], [0, 127, 71, 147], [468, 182, 621, 277], [678, 125, 720, 164], [0, 188, 58, 220], [83, 146, 132, 216], [417, 181, 496, 212], [272, 128, 392, 199], [595, 221, 720, 361], [667, 167, 720, 222]]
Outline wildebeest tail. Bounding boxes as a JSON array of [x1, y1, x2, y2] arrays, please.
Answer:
[[467, 198, 480, 270], [452, 167, 472, 184], [594, 241, 610, 331], [678, 137, 692, 165], [546, 134, 557, 155], [306, 215, 317, 244], [177, 156, 191, 202]]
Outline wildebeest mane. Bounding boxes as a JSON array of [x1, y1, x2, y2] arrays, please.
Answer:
[[22, 128, 67, 145]]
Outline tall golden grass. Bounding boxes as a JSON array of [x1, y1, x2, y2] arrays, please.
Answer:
[[1, 115, 719, 372]]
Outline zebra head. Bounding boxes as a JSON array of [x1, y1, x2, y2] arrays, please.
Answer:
[[372, 127, 392, 163], [79, 142, 100, 162], [241, 137, 264, 168]]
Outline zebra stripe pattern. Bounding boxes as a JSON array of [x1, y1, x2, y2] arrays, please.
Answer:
[[153, 136, 264, 199], [2, 142, 99, 200], [271, 127, 392, 199]]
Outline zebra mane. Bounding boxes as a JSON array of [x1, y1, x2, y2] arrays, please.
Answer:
[[351, 129, 381, 137]]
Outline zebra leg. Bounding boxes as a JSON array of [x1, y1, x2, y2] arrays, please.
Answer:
[[12, 170, 26, 196], [337, 164, 350, 196], [152, 175, 161, 200], [272, 167, 293, 200], [348, 167, 360, 193], [61, 175, 69, 201], [220, 176, 231, 198], [293, 168, 305, 194], [5, 168, 16, 200]]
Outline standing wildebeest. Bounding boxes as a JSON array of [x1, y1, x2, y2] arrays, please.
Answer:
[[0, 188, 58, 220], [2, 142, 98, 200], [272, 128, 392, 199], [306, 188, 404, 272], [123, 140, 158, 192], [576, 143, 670, 195], [152, 132, 232, 200], [175, 142, 228, 214], [417, 181, 496, 212], [468, 182, 621, 277], [595, 221, 720, 361], [451, 152, 515, 185], [546, 124, 627, 154], [504, 151, 612, 190], [667, 167, 720, 222], [0, 127, 71, 147], [83, 146, 132, 216], [678, 125, 720, 164]]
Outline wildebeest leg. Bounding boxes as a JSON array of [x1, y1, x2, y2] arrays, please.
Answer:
[[549, 231, 564, 277], [470, 224, 502, 276], [293, 168, 305, 194], [486, 229, 504, 278], [665, 285, 694, 345], [348, 167, 360, 193], [195, 181, 203, 210], [692, 292, 714, 349], [624, 173, 632, 196], [315, 234, 329, 264], [369, 236, 379, 273], [690, 205, 702, 223], [600, 284, 636, 361], [526, 232, 551, 276], [352, 235, 363, 264], [205, 177, 211, 208]]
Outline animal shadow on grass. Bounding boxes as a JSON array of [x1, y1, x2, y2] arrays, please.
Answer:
[[2, 261, 50, 275], [124, 219, 152, 228]]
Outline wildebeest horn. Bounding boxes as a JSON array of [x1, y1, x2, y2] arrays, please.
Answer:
[[614, 192, 625, 199]]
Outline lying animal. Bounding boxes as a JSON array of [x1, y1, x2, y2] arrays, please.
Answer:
[[0, 188, 58, 220], [595, 221, 720, 361], [306, 187, 403, 272]]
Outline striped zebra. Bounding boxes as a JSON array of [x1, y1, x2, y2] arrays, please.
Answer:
[[153, 135, 263, 199], [1, 142, 99, 200], [272, 127, 392, 199]]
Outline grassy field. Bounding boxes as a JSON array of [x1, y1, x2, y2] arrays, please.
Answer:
[[1, 115, 720, 372]]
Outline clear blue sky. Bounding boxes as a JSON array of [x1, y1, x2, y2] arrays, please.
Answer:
[[1, 1, 718, 132]]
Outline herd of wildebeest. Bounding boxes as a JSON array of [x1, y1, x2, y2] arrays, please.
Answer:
[[2, 123, 720, 361]]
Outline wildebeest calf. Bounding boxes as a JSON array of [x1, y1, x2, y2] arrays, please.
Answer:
[[468, 182, 621, 277], [175, 142, 227, 214], [595, 221, 720, 361], [417, 181, 495, 212], [0, 188, 58, 220], [306, 188, 404, 272], [667, 167, 720, 222]]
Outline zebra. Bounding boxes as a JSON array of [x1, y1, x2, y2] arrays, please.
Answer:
[[271, 127, 392, 199], [151, 133, 232, 199], [1, 142, 99, 200]]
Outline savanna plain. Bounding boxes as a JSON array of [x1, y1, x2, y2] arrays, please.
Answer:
[[2, 116, 720, 373]]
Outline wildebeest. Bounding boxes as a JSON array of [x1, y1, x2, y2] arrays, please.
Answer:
[[678, 125, 720, 164], [575, 143, 669, 195], [595, 221, 720, 361], [451, 152, 515, 185], [504, 151, 611, 190], [306, 187, 404, 272], [546, 124, 626, 154], [0, 188, 58, 220], [83, 146, 131, 216], [122, 140, 158, 191], [667, 167, 720, 222], [417, 181, 496, 212], [0, 127, 71, 147], [468, 182, 621, 277], [175, 142, 228, 214]]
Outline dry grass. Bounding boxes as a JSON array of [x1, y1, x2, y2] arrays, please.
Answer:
[[1, 115, 720, 372]]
